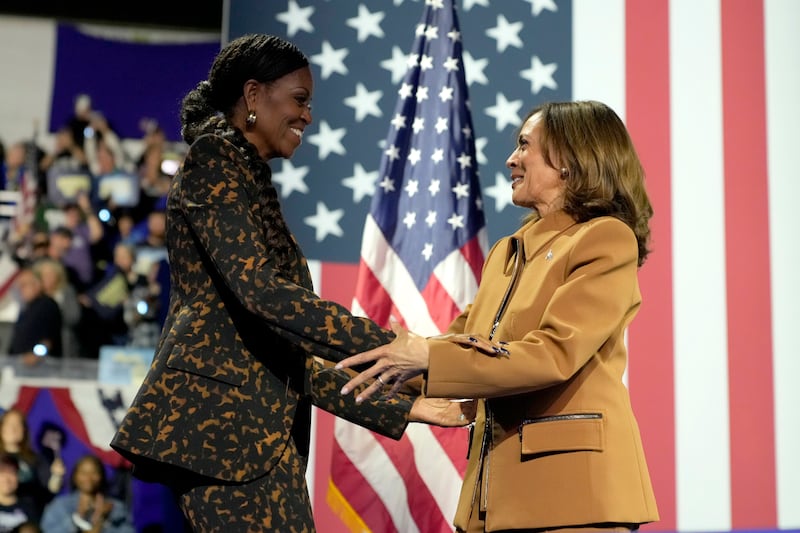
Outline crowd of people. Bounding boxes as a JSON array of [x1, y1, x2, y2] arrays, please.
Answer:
[[1, 94, 175, 361], [0, 407, 135, 533]]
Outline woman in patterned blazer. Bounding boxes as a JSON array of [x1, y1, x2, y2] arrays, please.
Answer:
[[110, 34, 470, 532], [338, 101, 660, 532]]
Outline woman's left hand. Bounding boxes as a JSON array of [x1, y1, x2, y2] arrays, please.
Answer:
[[410, 397, 476, 427], [337, 321, 429, 403]]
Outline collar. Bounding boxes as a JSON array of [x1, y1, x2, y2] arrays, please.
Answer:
[[509, 209, 577, 262]]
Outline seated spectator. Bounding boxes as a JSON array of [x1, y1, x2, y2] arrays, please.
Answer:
[[0, 454, 37, 532], [8, 266, 62, 363], [33, 258, 83, 359], [0, 408, 65, 520], [40, 454, 134, 533]]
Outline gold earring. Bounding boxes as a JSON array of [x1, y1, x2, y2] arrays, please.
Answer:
[[560, 168, 569, 178], [246, 110, 257, 126]]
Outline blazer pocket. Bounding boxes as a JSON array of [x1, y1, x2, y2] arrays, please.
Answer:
[[164, 309, 248, 387], [519, 412, 605, 456]]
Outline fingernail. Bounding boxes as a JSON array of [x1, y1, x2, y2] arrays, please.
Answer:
[[500, 348, 510, 355], [498, 341, 508, 345], [355, 396, 363, 404], [334, 363, 342, 369], [340, 387, 349, 395], [468, 337, 477, 343]]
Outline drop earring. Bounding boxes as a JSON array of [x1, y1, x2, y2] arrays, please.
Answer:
[[246, 110, 257, 126]]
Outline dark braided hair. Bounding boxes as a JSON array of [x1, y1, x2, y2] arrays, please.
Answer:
[[180, 34, 308, 145]]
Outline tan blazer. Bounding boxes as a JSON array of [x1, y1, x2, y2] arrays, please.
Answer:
[[426, 210, 658, 531]]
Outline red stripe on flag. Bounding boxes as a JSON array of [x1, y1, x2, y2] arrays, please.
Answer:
[[373, 433, 452, 533], [625, 1, 677, 530], [329, 438, 395, 530], [720, 0, 777, 526], [421, 275, 461, 332], [319, 261, 359, 306], [461, 234, 486, 285], [430, 426, 469, 474]]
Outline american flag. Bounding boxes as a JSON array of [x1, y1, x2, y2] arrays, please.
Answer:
[[330, 1, 485, 532], [224, 0, 800, 532]]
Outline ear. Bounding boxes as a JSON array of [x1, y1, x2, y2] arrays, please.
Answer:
[[243, 79, 261, 106]]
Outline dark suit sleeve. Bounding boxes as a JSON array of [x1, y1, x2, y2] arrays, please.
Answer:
[[310, 358, 411, 439], [177, 135, 393, 363]]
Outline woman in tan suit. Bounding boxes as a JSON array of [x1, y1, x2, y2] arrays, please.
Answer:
[[338, 101, 659, 532]]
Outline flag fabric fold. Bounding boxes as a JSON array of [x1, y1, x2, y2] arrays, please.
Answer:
[[329, 0, 487, 531]]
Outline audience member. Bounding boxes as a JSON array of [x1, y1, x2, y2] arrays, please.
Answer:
[[1, 142, 26, 192], [59, 194, 104, 291], [7, 266, 62, 363], [77, 242, 146, 356], [0, 408, 65, 520], [40, 454, 134, 533], [123, 260, 163, 349], [0, 455, 37, 532], [32, 258, 83, 359]]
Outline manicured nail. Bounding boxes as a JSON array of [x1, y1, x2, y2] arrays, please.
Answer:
[[335, 363, 342, 369], [355, 396, 363, 404], [340, 387, 349, 395]]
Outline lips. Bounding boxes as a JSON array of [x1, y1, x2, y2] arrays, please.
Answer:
[[510, 174, 523, 187], [290, 127, 304, 140]]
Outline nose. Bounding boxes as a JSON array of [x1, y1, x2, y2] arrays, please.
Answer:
[[302, 106, 312, 125], [505, 148, 518, 168]]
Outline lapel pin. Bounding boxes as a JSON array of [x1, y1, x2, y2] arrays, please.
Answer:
[[545, 249, 553, 261]]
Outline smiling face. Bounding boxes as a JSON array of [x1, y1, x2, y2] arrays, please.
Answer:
[[72, 456, 104, 496], [506, 112, 565, 216], [245, 66, 313, 160]]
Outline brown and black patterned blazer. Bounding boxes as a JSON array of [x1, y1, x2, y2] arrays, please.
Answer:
[[111, 133, 409, 483]]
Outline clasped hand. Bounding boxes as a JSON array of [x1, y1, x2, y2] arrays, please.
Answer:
[[336, 321, 428, 403]]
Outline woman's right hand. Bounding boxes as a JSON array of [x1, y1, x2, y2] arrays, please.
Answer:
[[336, 322, 430, 403]]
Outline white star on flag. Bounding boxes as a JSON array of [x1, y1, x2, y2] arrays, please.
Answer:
[[307, 120, 347, 159], [272, 159, 310, 198], [341, 163, 378, 203], [463, 51, 489, 86], [521, 55, 558, 94], [346, 4, 386, 42], [344, 83, 383, 122], [380, 46, 410, 84], [303, 202, 344, 241], [485, 14, 524, 53], [310, 41, 349, 80], [484, 172, 515, 212], [275, 0, 315, 37], [524, 0, 558, 16], [485, 92, 523, 131]]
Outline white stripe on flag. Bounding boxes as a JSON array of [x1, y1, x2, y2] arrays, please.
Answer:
[[571, 0, 626, 119], [406, 424, 464, 528], [765, 0, 800, 528], [357, 215, 439, 336], [670, 1, 732, 531], [334, 422, 421, 533], [432, 242, 481, 312]]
